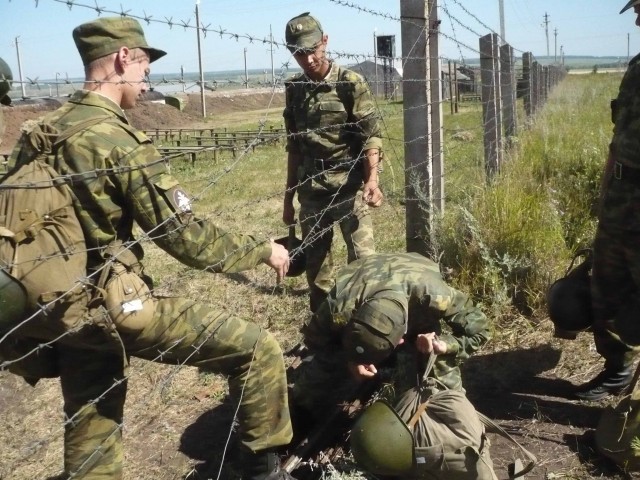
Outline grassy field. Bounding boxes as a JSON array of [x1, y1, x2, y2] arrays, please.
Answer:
[[0, 71, 629, 479]]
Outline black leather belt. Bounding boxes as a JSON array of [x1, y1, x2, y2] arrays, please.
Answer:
[[614, 161, 640, 183], [312, 158, 355, 172]]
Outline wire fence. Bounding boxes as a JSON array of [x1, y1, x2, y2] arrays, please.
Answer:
[[1, 1, 571, 479]]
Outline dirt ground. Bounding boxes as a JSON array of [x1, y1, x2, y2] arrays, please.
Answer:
[[0, 88, 638, 480]]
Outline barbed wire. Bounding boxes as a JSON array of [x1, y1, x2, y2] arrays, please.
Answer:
[[0, 1, 564, 478]]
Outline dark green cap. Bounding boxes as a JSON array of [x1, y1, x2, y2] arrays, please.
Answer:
[[285, 12, 323, 53], [342, 296, 406, 365], [621, 0, 640, 13], [73, 16, 167, 66], [0, 57, 13, 106]]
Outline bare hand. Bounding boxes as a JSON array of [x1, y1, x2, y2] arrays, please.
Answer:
[[265, 239, 290, 283], [363, 181, 383, 208], [347, 361, 378, 381], [416, 333, 447, 355]]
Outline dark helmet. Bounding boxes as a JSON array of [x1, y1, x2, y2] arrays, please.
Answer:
[[342, 295, 406, 365], [0, 57, 13, 106], [350, 400, 415, 475], [547, 249, 593, 339], [274, 226, 306, 277], [0, 269, 28, 330], [621, 0, 640, 14]]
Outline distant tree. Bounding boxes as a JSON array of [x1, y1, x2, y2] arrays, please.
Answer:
[[592, 65, 599, 74]]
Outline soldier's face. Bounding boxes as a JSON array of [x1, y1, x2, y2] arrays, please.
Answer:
[[121, 49, 150, 109], [293, 35, 329, 80]]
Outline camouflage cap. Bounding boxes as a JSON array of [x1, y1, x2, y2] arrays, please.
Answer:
[[621, 0, 640, 13], [342, 296, 406, 365], [285, 12, 323, 53], [0, 57, 13, 106], [73, 16, 167, 66]]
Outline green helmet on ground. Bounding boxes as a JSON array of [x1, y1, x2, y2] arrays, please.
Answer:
[[0, 57, 13, 106], [350, 400, 415, 476], [621, 0, 640, 13], [0, 269, 28, 330]]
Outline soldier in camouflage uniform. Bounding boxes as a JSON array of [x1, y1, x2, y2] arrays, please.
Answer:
[[0, 57, 13, 148], [575, 0, 640, 402], [290, 252, 491, 414], [4, 17, 296, 480], [282, 12, 383, 313]]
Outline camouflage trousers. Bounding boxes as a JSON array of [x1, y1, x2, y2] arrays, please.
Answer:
[[299, 187, 375, 312], [4, 294, 292, 479], [591, 222, 640, 369]]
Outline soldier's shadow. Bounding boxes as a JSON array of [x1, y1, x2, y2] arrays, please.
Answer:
[[179, 398, 240, 479], [463, 344, 603, 429]]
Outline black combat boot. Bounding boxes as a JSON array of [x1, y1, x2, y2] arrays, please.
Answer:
[[574, 364, 633, 401], [240, 448, 298, 480]]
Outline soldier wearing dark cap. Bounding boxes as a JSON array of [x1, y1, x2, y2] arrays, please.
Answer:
[[290, 253, 491, 413], [282, 12, 383, 313], [575, 0, 640, 401], [2, 16, 297, 480]]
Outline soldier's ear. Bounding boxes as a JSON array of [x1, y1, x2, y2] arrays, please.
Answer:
[[114, 47, 131, 74]]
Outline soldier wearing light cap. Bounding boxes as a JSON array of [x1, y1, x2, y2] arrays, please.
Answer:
[[290, 253, 491, 414], [574, 0, 640, 401], [282, 12, 384, 313], [3, 15, 296, 480]]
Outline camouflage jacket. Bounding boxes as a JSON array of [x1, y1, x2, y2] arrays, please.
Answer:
[[283, 62, 382, 166], [8, 90, 271, 271], [302, 252, 492, 364], [611, 52, 640, 169], [599, 52, 640, 230]]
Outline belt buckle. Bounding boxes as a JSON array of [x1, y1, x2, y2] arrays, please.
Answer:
[[314, 158, 325, 171], [614, 161, 622, 180]]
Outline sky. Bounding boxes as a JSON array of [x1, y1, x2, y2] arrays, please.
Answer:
[[0, 0, 638, 83]]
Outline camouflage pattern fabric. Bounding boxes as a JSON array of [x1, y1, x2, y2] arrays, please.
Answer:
[[299, 182, 375, 312], [283, 62, 382, 311], [8, 90, 272, 271], [292, 253, 492, 410], [591, 52, 640, 369], [609, 52, 640, 171], [5, 90, 292, 478], [60, 297, 290, 479]]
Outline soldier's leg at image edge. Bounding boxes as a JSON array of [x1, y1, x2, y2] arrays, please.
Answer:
[[59, 346, 127, 480], [124, 297, 293, 477], [576, 225, 638, 401]]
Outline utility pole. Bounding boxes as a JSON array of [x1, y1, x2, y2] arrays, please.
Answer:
[[14, 36, 27, 99], [543, 13, 550, 58], [560, 45, 565, 65], [554, 28, 558, 63], [270, 25, 275, 86], [498, 0, 506, 45], [244, 47, 249, 89], [373, 29, 379, 97], [195, 0, 206, 117]]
